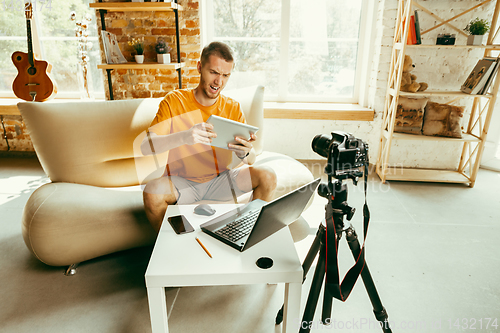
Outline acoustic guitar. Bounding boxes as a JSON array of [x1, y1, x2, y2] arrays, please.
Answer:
[[12, 2, 57, 102]]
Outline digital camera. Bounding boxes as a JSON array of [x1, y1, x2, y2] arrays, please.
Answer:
[[312, 131, 368, 177]]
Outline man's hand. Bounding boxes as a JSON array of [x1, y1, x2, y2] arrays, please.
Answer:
[[184, 123, 217, 145], [228, 133, 257, 159]]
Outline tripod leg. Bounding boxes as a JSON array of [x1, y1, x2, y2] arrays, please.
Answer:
[[301, 227, 323, 280], [299, 244, 326, 333], [276, 226, 324, 325], [345, 228, 392, 333], [321, 287, 333, 325]]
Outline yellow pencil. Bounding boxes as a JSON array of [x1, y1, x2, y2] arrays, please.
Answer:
[[196, 237, 212, 258]]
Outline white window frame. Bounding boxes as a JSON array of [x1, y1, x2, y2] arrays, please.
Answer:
[[201, 0, 376, 106]]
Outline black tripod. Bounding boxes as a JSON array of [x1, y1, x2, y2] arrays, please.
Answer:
[[276, 176, 392, 333]]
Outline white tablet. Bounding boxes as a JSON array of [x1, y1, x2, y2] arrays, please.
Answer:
[[206, 115, 259, 149]]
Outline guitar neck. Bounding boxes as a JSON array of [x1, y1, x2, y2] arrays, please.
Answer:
[[26, 19, 34, 67]]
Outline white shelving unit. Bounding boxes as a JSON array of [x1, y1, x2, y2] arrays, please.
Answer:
[[376, 0, 500, 188]]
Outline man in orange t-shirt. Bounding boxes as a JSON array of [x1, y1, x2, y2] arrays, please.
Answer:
[[141, 42, 277, 231]]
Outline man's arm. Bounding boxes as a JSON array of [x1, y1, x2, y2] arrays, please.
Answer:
[[140, 122, 217, 156]]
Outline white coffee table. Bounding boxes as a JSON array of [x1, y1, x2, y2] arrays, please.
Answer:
[[145, 204, 303, 333]]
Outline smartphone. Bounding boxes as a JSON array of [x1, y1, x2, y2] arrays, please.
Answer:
[[167, 215, 194, 234]]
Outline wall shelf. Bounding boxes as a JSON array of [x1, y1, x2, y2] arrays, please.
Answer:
[[376, 0, 500, 188], [390, 89, 494, 98], [97, 62, 185, 70], [91, 0, 184, 100], [382, 168, 471, 184], [383, 131, 481, 143], [401, 43, 500, 49], [89, 2, 183, 12]]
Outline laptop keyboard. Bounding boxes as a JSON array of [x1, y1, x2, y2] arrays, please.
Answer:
[[214, 210, 260, 242]]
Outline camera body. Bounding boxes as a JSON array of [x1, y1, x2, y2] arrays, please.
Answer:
[[312, 131, 368, 177]]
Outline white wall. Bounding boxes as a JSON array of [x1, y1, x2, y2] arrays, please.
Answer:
[[262, 0, 498, 169]]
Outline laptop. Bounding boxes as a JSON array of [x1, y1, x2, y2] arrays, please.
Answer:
[[200, 178, 321, 251]]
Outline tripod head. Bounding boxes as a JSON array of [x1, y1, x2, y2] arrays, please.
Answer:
[[317, 177, 356, 232]]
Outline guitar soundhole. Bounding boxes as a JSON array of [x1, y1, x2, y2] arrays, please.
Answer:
[[27, 67, 37, 75], [16, 56, 22, 61]]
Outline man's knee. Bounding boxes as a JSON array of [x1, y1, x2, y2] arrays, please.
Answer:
[[143, 177, 178, 203], [252, 166, 277, 190]]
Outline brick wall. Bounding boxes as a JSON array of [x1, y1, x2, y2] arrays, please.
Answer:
[[0, 115, 33, 152], [96, 0, 202, 100]]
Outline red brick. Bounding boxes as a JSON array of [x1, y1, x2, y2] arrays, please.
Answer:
[[187, 2, 199, 10], [149, 83, 162, 90], [106, 28, 123, 36], [133, 27, 147, 35], [132, 90, 152, 99], [185, 20, 199, 28], [154, 12, 175, 19], [156, 76, 180, 84], [180, 28, 200, 36], [159, 69, 174, 75], [152, 28, 176, 35], [137, 75, 155, 83], [187, 51, 201, 59], [153, 91, 168, 98]]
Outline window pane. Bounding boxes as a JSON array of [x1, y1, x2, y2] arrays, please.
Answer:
[[288, 41, 358, 98], [0, 41, 26, 91], [36, 0, 103, 96], [0, 7, 32, 93], [212, 0, 281, 95], [214, 0, 281, 38], [41, 39, 102, 94], [220, 40, 280, 95], [289, 0, 362, 100], [290, 0, 363, 39], [0, 0, 103, 97]]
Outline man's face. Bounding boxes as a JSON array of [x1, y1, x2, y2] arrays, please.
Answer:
[[197, 54, 233, 100]]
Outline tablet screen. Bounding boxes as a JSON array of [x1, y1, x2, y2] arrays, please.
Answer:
[[206, 115, 259, 149]]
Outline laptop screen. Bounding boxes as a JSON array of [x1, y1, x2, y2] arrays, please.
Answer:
[[243, 178, 321, 250]]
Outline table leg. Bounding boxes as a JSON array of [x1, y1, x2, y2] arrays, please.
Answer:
[[147, 287, 169, 333], [282, 282, 301, 333]]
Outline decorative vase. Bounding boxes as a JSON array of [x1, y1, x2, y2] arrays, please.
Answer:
[[157, 53, 171, 64], [467, 35, 484, 46], [135, 55, 144, 64], [77, 63, 94, 100]]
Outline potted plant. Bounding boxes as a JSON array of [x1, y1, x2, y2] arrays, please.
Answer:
[[128, 37, 145, 63], [464, 18, 490, 45], [155, 38, 172, 64]]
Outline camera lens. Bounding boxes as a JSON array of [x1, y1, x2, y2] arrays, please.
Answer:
[[312, 134, 331, 158]]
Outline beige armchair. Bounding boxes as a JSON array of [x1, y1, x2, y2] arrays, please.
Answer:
[[18, 86, 314, 271]]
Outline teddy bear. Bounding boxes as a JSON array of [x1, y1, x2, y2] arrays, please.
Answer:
[[400, 54, 428, 93]]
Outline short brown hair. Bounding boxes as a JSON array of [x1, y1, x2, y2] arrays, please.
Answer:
[[200, 42, 234, 67]]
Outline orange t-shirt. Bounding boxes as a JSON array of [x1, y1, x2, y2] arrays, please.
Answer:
[[149, 89, 245, 183]]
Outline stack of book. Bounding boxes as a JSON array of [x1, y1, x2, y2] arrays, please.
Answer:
[[406, 10, 422, 45], [461, 57, 500, 95]]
